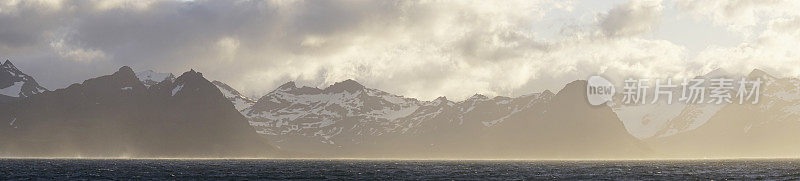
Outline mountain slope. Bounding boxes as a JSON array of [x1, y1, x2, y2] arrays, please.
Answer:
[[646, 69, 800, 157], [212, 80, 256, 112], [243, 79, 649, 158], [133, 70, 255, 113], [612, 69, 731, 139], [0, 66, 275, 157], [0, 60, 47, 100]]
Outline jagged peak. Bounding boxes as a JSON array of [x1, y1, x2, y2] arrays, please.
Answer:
[[180, 69, 202, 77], [271, 81, 326, 95], [278, 81, 297, 90], [333, 79, 363, 87], [430, 96, 452, 106], [1, 60, 20, 75], [1, 59, 18, 70], [173, 69, 206, 85], [467, 94, 489, 101], [0, 59, 48, 96], [325, 79, 364, 93]]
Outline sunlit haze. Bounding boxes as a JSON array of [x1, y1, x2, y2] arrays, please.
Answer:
[[2, 0, 800, 180]]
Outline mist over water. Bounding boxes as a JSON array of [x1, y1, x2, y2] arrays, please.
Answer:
[[2, 159, 799, 180]]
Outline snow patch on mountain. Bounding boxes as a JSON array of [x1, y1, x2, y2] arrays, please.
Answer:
[[482, 93, 549, 127], [371, 105, 419, 120], [171, 84, 184, 96], [483, 108, 519, 127], [1, 60, 47, 97], [0, 81, 23, 97], [230, 98, 254, 112], [244, 80, 554, 145], [213, 81, 256, 112], [780, 104, 800, 117], [614, 103, 684, 139], [136, 70, 174, 87]]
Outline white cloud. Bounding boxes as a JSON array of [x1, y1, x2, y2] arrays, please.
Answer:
[[675, 0, 800, 37], [692, 16, 800, 76], [599, 0, 664, 37], [0, 0, 797, 101], [671, 0, 800, 76], [50, 41, 108, 63]]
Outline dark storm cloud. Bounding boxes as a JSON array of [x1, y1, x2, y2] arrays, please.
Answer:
[[0, 0, 415, 94]]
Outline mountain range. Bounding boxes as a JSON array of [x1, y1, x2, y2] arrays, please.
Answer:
[[0, 61, 275, 157], [645, 69, 800, 157], [234, 68, 800, 158], [4, 59, 800, 158], [241, 79, 647, 158]]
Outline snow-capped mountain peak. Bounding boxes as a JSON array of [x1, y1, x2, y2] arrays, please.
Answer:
[[2, 60, 15, 70], [136, 70, 174, 87], [465, 94, 490, 102], [430, 96, 453, 106], [0, 60, 47, 98], [244, 79, 555, 148]]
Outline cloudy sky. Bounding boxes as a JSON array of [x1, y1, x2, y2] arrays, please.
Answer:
[[2, 0, 799, 100]]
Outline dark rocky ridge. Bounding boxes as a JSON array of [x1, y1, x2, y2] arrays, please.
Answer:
[[0, 66, 275, 157]]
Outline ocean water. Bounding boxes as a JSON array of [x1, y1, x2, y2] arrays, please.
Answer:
[[1, 159, 799, 180]]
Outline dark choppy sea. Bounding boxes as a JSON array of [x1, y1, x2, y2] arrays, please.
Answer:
[[1, 159, 799, 180]]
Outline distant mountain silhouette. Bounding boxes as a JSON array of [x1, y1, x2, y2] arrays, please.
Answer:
[[612, 69, 732, 139], [0, 66, 275, 157], [646, 69, 800, 157]]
